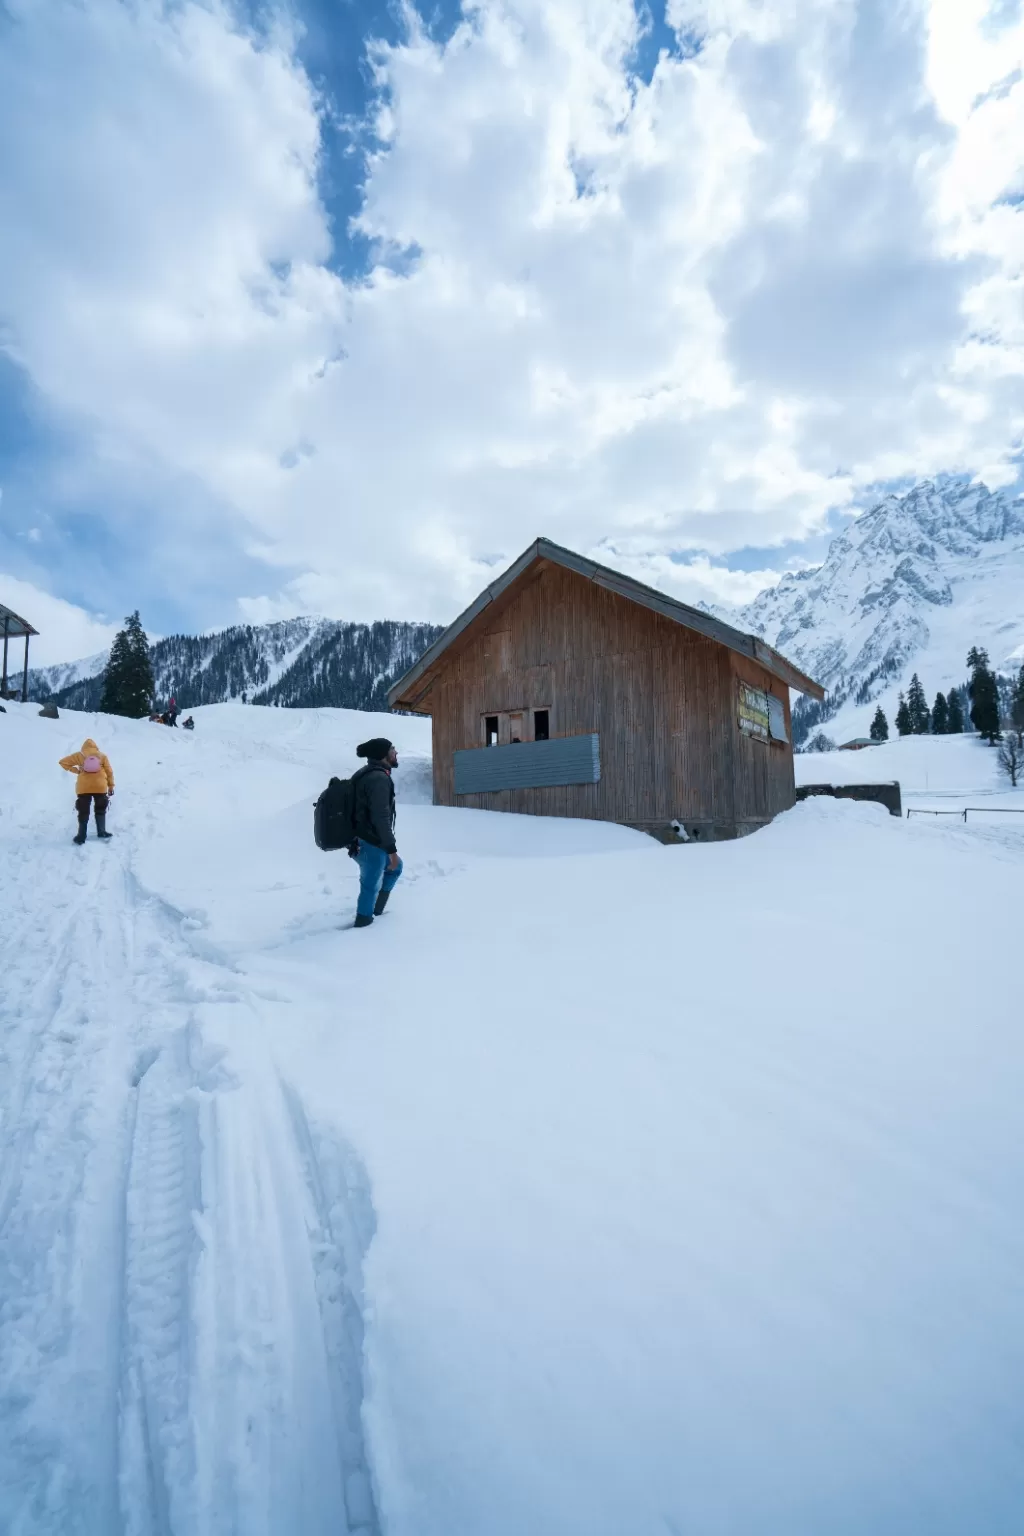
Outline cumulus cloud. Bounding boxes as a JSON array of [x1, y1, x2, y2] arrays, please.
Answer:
[[0, 0, 1021, 634], [0, 574, 118, 667]]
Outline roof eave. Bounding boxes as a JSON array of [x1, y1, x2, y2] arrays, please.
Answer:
[[387, 537, 825, 708], [751, 639, 825, 700], [387, 540, 543, 709], [0, 604, 40, 638]]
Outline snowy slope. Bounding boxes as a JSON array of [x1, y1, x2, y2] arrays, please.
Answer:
[[1, 703, 1023, 1533], [26, 648, 110, 696], [737, 479, 1024, 742], [796, 732, 1012, 797]]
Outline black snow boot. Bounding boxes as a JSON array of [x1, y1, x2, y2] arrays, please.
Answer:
[[354, 913, 374, 929], [96, 810, 112, 840], [73, 823, 88, 845], [373, 887, 391, 917]]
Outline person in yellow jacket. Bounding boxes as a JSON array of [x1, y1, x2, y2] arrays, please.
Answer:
[[59, 737, 115, 844]]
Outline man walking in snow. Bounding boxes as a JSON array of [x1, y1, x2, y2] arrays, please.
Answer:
[[350, 736, 402, 928], [59, 737, 115, 844]]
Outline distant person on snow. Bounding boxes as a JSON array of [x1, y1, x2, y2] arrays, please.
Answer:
[[167, 695, 179, 727], [182, 715, 195, 731], [59, 737, 115, 844], [349, 737, 402, 928]]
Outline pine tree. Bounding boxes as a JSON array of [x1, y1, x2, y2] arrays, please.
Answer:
[[946, 688, 964, 734], [100, 611, 155, 718], [906, 673, 930, 734], [895, 692, 912, 736], [869, 705, 889, 742], [967, 646, 1001, 743], [1011, 663, 1024, 744], [931, 691, 948, 734]]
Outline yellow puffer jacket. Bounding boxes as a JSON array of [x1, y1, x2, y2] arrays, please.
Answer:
[[59, 738, 115, 796]]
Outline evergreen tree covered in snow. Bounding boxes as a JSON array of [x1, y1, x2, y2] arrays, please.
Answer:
[[931, 691, 948, 734], [100, 611, 154, 718], [967, 647, 1001, 743], [895, 692, 912, 736], [906, 673, 930, 734], [870, 705, 889, 742], [947, 687, 965, 734]]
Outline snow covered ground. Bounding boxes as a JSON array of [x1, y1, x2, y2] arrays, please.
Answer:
[[2, 701, 1023, 1535], [797, 734, 1024, 855]]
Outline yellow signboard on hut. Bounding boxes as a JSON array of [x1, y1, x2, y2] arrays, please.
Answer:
[[738, 681, 770, 743]]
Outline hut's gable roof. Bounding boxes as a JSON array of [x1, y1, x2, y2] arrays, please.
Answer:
[[388, 537, 824, 710], [0, 603, 39, 638]]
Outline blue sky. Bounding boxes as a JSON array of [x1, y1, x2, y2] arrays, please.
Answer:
[[0, 0, 1022, 663]]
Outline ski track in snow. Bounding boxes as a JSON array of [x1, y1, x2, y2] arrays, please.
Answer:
[[0, 790, 380, 1535]]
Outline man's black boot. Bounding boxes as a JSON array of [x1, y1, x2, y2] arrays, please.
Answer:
[[373, 888, 391, 917], [354, 913, 374, 928], [96, 811, 112, 840], [73, 823, 87, 845]]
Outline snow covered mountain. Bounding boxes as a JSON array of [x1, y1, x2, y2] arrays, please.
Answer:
[[28, 649, 111, 697], [29, 616, 443, 714], [737, 480, 1024, 744]]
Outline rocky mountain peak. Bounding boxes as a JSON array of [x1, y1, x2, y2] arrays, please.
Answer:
[[740, 478, 1024, 739]]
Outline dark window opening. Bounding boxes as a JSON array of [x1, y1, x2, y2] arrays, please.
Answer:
[[485, 715, 499, 746], [534, 709, 549, 741]]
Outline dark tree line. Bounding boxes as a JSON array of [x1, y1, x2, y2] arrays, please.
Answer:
[[253, 620, 443, 711], [35, 616, 445, 715], [879, 648, 1016, 744]]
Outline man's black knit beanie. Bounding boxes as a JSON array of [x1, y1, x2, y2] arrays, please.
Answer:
[[357, 737, 394, 761]]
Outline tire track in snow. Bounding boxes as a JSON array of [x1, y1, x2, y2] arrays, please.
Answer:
[[0, 836, 137, 1535], [116, 882, 381, 1535], [280, 1081, 380, 1535], [1, 809, 381, 1533]]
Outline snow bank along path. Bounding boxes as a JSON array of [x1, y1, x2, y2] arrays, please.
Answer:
[[0, 704, 413, 1535], [2, 703, 1023, 1534]]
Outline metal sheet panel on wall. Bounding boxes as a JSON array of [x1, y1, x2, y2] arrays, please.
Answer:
[[454, 733, 601, 794], [767, 693, 788, 742]]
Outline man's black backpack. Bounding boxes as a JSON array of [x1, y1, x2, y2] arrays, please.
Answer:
[[314, 775, 358, 851]]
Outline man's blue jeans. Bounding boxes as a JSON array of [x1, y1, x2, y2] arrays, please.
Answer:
[[355, 841, 403, 918]]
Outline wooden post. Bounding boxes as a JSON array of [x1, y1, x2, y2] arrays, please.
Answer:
[[1, 616, 8, 699], [22, 633, 30, 702]]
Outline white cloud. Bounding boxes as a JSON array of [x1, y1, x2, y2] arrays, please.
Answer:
[[0, 0, 1021, 633], [0, 574, 119, 667]]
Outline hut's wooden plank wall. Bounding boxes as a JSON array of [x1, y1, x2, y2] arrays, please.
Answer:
[[413, 558, 795, 837]]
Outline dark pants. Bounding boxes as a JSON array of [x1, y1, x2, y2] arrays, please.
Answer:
[[76, 793, 108, 827]]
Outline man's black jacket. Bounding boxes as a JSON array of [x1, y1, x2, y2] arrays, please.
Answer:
[[353, 761, 397, 854]]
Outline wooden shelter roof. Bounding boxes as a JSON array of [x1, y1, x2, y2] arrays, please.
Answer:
[[0, 603, 39, 638], [388, 537, 825, 711]]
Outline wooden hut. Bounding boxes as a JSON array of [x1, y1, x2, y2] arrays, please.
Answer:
[[0, 602, 38, 703], [388, 538, 824, 842]]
